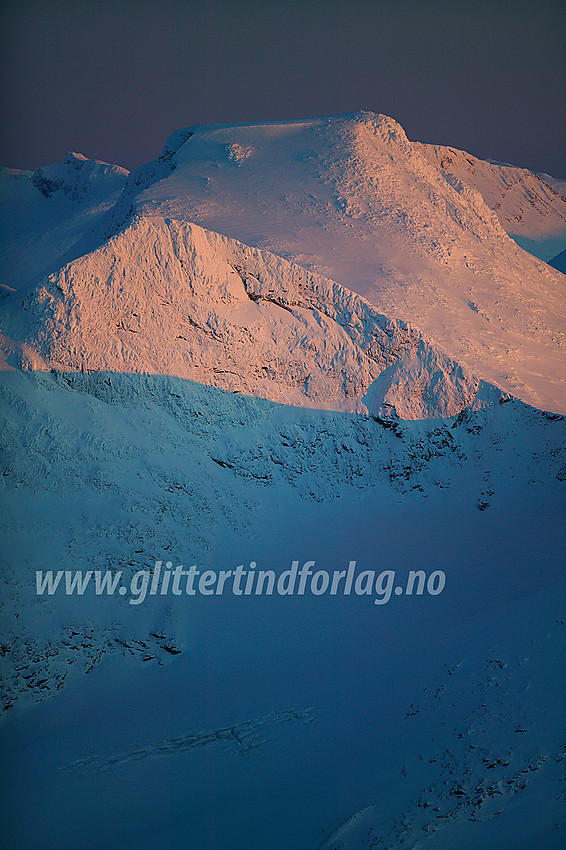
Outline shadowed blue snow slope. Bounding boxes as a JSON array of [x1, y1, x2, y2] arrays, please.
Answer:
[[0, 153, 128, 294], [549, 247, 566, 275], [0, 369, 564, 848]]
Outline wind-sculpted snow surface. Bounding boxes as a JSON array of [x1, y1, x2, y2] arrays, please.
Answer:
[[0, 152, 129, 293], [417, 141, 566, 261], [64, 708, 314, 773], [0, 216, 480, 419], [0, 111, 565, 850], [102, 111, 566, 412]]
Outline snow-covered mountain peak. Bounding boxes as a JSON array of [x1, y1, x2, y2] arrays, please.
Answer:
[[0, 215, 481, 419], [31, 151, 128, 203], [95, 112, 566, 412], [2, 112, 565, 412], [32, 151, 128, 203], [347, 109, 412, 149], [158, 110, 409, 158], [65, 151, 88, 163], [0, 152, 129, 294]]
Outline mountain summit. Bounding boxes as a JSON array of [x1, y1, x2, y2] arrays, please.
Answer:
[[1, 113, 565, 850], [102, 111, 566, 411], [2, 112, 566, 411]]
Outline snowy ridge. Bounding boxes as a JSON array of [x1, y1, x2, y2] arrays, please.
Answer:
[[0, 215, 480, 419], [417, 142, 566, 261], [0, 152, 129, 293], [0, 166, 33, 182], [31, 151, 128, 203], [97, 111, 566, 412]]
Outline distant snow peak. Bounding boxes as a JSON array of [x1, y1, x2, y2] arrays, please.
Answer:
[[0, 165, 33, 182], [419, 142, 566, 261], [65, 151, 88, 163], [31, 152, 128, 202]]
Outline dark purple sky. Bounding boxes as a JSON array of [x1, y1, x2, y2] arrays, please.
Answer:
[[1, 0, 565, 175]]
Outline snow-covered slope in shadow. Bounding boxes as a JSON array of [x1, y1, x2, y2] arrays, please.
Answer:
[[0, 367, 564, 848], [0, 153, 129, 293], [549, 247, 566, 275]]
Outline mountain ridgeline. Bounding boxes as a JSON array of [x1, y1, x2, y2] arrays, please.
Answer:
[[2, 111, 565, 414], [1, 112, 565, 850]]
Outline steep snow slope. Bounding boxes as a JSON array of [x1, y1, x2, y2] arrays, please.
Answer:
[[0, 367, 564, 848], [0, 152, 128, 293], [539, 172, 566, 196], [549, 247, 566, 275], [0, 215, 480, 419], [1, 113, 565, 849], [416, 143, 566, 261], [101, 112, 566, 412]]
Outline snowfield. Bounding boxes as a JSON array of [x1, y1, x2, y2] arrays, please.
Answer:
[[0, 112, 565, 849]]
